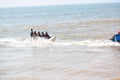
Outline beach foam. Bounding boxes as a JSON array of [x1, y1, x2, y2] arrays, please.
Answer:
[[0, 37, 120, 47]]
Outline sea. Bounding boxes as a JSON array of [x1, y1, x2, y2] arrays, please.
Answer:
[[0, 3, 120, 80]]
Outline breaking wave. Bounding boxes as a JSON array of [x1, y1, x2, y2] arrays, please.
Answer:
[[0, 37, 120, 47], [0, 37, 54, 47]]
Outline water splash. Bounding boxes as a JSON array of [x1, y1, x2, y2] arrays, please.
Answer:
[[0, 37, 120, 47], [54, 39, 120, 47], [0, 37, 54, 47]]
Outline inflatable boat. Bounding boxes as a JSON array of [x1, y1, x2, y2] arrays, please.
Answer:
[[110, 34, 120, 42], [32, 36, 56, 42], [49, 36, 56, 42]]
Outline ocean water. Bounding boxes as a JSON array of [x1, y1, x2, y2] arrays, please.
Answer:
[[0, 3, 120, 80]]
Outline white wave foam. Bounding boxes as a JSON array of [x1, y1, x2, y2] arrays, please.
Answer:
[[54, 39, 120, 47], [0, 38, 120, 47], [77, 40, 120, 47], [0, 37, 54, 47]]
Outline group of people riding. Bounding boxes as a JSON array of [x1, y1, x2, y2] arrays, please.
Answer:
[[30, 28, 120, 42], [30, 28, 51, 39]]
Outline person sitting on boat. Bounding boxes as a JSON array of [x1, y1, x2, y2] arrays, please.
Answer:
[[110, 30, 120, 42], [38, 31, 42, 37], [41, 32, 45, 38], [33, 31, 38, 39], [45, 32, 51, 39], [30, 28, 34, 37]]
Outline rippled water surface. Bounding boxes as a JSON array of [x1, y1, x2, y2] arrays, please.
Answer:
[[0, 3, 120, 80]]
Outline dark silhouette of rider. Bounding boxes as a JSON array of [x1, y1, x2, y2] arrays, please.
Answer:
[[30, 29, 34, 37], [38, 31, 42, 37], [45, 32, 51, 39], [33, 31, 38, 39], [41, 32, 45, 38]]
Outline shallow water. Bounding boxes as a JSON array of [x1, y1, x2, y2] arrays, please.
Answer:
[[0, 3, 120, 80], [0, 40, 120, 80]]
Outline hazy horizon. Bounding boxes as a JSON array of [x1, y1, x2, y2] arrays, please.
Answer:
[[0, 0, 120, 8]]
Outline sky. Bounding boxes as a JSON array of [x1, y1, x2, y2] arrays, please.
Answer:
[[0, 0, 120, 8]]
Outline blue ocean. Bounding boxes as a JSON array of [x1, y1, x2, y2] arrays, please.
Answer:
[[0, 3, 120, 27], [0, 3, 120, 80]]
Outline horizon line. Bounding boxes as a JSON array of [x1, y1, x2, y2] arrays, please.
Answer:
[[0, 2, 120, 8]]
